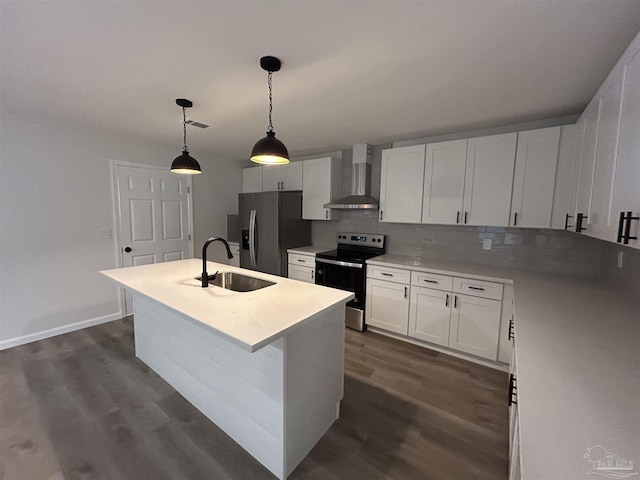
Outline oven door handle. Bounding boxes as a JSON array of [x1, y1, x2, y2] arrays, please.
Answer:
[[315, 258, 364, 269]]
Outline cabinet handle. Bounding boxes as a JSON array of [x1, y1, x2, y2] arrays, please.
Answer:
[[423, 279, 438, 284], [297, 259, 306, 263], [381, 272, 394, 277], [617, 211, 626, 243], [468, 285, 485, 291], [456, 211, 460, 224], [564, 213, 573, 230], [311, 270, 314, 280], [508, 317, 514, 341], [508, 374, 518, 406], [453, 295, 458, 309], [325, 210, 329, 220], [621, 211, 639, 244], [380, 210, 383, 221], [576, 213, 588, 232], [464, 211, 468, 224], [404, 286, 408, 298], [445, 294, 450, 307], [513, 212, 518, 226]]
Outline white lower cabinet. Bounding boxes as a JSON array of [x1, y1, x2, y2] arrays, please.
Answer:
[[448, 293, 502, 360], [368, 263, 509, 364], [287, 252, 315, 284], [366, 278, 410, 335]]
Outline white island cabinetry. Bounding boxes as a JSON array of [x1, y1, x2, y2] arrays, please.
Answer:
[[101, 259, 353, 480]]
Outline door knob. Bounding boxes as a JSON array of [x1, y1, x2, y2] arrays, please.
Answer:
[[124, 247, 132, 252]]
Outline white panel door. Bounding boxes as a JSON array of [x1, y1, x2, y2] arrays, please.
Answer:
[[281, 162, 303, 191], [463, 133, 517, 226], [575, 100, 600, 226], [589, 69, 625, 240], [379, 144, 426, 223], [421, 139, 467, 224], [242, 166, 263, 193], [408, 286, 451, 347], [262, 165, 281, 191], [510, 127, 561, 228], [303, 157, 339, 220], [448, 294, 501, 360], [551, 124, 580, 230], [365, 279, 410, 335], [611, 46, 640, 249], [288, 264, 315, 284], [116, 164, 193, 313]]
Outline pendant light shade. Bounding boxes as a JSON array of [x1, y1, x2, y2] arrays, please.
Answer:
[[171, 98, 201, 174], [251, 56, 289, 165]]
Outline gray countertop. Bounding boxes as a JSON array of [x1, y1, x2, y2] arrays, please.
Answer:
[[366, 255, 640, 480]]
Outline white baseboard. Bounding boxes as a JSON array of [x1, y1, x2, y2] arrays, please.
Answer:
[[0, 312, 123, 351]]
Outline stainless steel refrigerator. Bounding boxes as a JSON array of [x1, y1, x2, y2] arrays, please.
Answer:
[[239, 191, 311, 276]]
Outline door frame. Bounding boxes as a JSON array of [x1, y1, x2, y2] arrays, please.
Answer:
[[109, 159, 195, 315]]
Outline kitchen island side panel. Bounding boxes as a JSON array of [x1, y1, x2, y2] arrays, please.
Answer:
[[133, 294, 285, 478]]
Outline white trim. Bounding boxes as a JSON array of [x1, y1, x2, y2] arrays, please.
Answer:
[[0, 313, 123, 351]]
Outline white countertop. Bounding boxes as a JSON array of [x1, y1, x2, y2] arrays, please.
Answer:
[[366, 255, 640, 480], [287, 245, 332, 255], [101, 259, 354, 353]]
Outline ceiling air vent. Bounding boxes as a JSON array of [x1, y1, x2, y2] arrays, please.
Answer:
[[185, 120, 210, 129]]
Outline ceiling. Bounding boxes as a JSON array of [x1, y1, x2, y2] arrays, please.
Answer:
[[2, 1, 640, 165]]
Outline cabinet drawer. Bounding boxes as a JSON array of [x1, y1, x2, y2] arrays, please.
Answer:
[[288, 264, 315, 284], [367, 265, 411, 284], [411, 271, 453, 291], [288, 253, 315, 267], [453, 277, 503, 300]]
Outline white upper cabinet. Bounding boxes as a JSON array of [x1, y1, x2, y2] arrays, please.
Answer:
[[302, 157, 342, 220], [379, 144, 426, 223], [510, 127, 561, 228], [588, 68, 625, 240], [550, 124, 580, 230], [242, 166, 263, 193], [421, 139, 467, 225], [262, 162, 303, 191], [575, 99, 600, 227], [463, 133, 518, 226], [611, 43, 640, 248]]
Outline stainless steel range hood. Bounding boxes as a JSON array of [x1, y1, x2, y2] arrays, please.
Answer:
[[324, 144, 378, 210]]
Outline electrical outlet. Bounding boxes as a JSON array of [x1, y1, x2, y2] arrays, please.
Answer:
[[483, 238, 492, 250], [617, 251, 624, 268]]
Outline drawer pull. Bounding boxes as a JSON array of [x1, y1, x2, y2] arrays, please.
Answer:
[[423, 279, 438, 284], [381, 272, 394, 277], [453, 295, 458, 309], [404, 286, 408, 298], [297, 259, 306, 262], [508, 374, 517, 406], [468, 286, 485, 291], [445, 294, 449, 307]]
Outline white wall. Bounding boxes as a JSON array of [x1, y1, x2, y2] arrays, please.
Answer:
[[0, 114, 242, 347]]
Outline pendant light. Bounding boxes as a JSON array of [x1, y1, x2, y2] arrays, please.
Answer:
[[171, 98, 202, 174], [250, 56, 289, 165]]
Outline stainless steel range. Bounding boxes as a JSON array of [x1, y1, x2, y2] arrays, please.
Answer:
[[315, 232, 385, 331]]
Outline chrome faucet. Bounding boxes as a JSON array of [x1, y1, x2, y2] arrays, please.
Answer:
[[201, 237, 234, 287]]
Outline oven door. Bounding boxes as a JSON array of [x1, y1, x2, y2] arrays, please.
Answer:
[[315, 258, 366, 331]]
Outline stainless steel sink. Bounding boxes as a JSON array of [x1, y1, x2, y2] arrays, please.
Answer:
[[196, 272, 275, 292]]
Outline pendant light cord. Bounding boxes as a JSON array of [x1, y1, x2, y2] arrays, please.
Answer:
[[182, 106, 188, 152], [267, 70, 274, 132]]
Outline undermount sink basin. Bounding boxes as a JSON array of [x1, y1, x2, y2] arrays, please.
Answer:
[[196, 272, 275, 292]]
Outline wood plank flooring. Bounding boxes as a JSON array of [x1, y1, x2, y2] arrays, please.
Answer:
[[0, 318, 508, 480]]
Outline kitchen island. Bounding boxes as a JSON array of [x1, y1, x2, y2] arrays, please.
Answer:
[[101, 258, 354, 480]]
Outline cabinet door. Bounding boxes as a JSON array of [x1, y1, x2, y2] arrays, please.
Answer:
[[551, 124, 580, 230], [408, 286, 451, 346], [497, 284, 514, 364], [589, 68, 625, 240], [379, 145, 425, 223], [281, 162, 303, 190], [303, 157, 340, 220], [365, 278, 409, 335], [463, 133, 517, 226], [422, 139, 467, 224], [262, 165, 282, 191], [242, 167, 263, 193], [288, 264, 315, 283], [511, 127, 561, 228], [449, 294, 501, 360], [575, 100, 600, 226], [611, 46, 640, 249]]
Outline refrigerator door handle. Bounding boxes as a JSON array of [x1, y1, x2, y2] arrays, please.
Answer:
[[249, 209, 257, 267]]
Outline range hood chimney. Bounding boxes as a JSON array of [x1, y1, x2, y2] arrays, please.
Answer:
[[324, 144, 378, 210]]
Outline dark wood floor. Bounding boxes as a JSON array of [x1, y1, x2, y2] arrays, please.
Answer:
[[0, 318, 508, 480]]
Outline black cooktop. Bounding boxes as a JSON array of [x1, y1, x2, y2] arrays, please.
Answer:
[[316, 247, 383, 263]]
